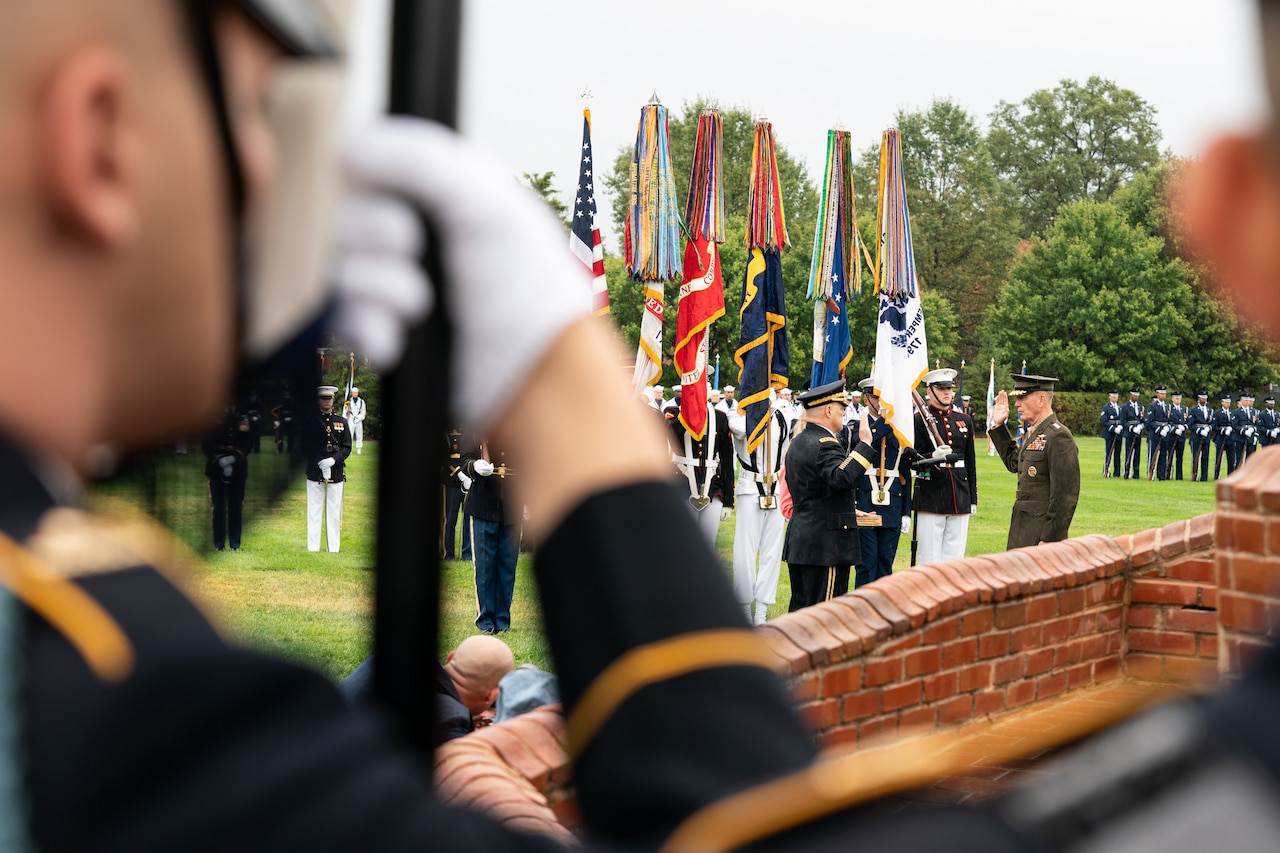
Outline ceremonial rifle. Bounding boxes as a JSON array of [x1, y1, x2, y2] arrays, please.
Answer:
[[372, 0, 462, 759]]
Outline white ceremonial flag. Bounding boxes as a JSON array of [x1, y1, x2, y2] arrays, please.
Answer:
[[872, 293, 928, 447]]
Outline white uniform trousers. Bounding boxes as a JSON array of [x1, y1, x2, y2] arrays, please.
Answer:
[[307, 479, 344, 552], [731, 500, 785, 606], [686, 496, 722, 549], [352, 420, 363, 453], [916, 511, 969, 565]]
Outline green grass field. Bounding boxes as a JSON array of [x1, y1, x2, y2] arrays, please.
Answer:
[[135, 435, 1215, 683]]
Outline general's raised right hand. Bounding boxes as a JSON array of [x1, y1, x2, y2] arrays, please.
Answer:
[[990, 391, 1009, 428]]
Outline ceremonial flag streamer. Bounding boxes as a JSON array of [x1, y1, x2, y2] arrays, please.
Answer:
[[735, 120, 790, 453], [343, 352, 355, 418], [675, 111, 726, 439], [808, 129, 858, 388], [626, 101, 681, 392], [570, 109, 610, 316], [871, 128, 928, 447]]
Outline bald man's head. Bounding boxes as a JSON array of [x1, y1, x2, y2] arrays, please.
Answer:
[[444, 635, 515, 716]]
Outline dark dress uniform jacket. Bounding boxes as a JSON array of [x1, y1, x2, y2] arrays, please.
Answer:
[[782, 422, 874, 566], [300, 410, 352, 482], [666, 407, 735, 508], [990, 412, 1081, 549], [460, 436, 512, 524], [912, 407, 978, 513]]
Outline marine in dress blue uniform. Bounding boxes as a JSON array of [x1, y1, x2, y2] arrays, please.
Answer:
[[1120, 387, 1145, 478], [1099, 390, 1123, 478], [1188, 391, 1214, 482], [850, 378, 912, 588]]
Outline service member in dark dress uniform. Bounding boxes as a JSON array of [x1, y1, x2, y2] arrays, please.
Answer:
[[300, 385, 352, 552], [1213, 393, 1237, 478], [987, 375, 1081, 549], [1169, 390, 1189, 480], [1144, 386, 1171, 480], [1189, 390, 1214, 481], [1260, 396, 1280, 447], [1120, 387, 1145, 478], [1099, 389, 1123, 478], [666, 403, 735, 547], [442, 425, 472, 561], [461, 435, 520, 634], [202, 404, 255, 551], [851, 378, 912, 587], [782, 380, 875, 610], [912, 368, 978, 565], [1232, 391, 1260, 469]]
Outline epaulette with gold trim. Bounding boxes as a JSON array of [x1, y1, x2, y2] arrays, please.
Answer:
[[819, 436, 839, 444]]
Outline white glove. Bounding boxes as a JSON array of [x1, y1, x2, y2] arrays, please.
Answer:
[[1132, 425, 1142, 434], [458, 472, 473, 491], [1112, 425, 1122, 435], [1245, 426, 1256, 436], [318, 457, 335, 477], [1176, 426, 1185, 436], [720, 506, 732, 522], [1225, 427, 1233, 436], [970, 504, 978, 516], [1159, 426, 1169, 437], [338, 119, 591, 432], [217, 455, 236, 478], [900, 516, 911, 536], [473, 459, 495, 477], [931, 445, 953, 459]]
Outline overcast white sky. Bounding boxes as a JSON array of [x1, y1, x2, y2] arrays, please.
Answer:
[[351, 0, 1270, 249]]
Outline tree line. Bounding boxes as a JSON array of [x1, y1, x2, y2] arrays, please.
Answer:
[[525, 77, 1280, 395]]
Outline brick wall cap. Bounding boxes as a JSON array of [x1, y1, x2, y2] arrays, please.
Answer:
[[848, 587, 914, 634]]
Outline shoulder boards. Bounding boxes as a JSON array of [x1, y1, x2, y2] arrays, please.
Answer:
[[1053, 423, 1062, 430], [819, 437, 839, 444]]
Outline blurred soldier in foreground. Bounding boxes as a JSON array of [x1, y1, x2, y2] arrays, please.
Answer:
[[9, 0, 1280, 850], [987, 375, 1080, 549]]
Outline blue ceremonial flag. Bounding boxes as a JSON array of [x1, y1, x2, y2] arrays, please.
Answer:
[[735, 248, 789, 452], [810, 225, 851, 388]]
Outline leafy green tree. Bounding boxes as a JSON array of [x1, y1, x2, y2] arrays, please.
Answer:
[[521, 171, 569, 231], [854, 99, 1018, 361], [988, 77, 1161, 235], [984, 195, 1279, 393]]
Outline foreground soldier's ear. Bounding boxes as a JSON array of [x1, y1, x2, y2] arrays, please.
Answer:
[[39, 47, 139, 248], [1180, 132, 1280, 332]]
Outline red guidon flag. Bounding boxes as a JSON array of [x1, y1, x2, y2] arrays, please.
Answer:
[[675, 235, 725, 439]]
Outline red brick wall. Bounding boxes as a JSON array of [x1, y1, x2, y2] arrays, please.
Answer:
[[1215, 445, 1280, 677], [760, 516, 1216, 751]]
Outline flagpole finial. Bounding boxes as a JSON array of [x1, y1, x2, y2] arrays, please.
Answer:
[[581, 85, 594, 103], [648, 90, 661, 106], [833, 119, 846, 131], [1021, 360, 1027, 375]]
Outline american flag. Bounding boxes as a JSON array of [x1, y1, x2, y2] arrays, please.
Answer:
[[570, 110, 609, 315]]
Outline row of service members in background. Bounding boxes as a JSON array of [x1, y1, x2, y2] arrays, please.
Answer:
[[201, 385, 358, 553], [1100, 388, 1277, 481]]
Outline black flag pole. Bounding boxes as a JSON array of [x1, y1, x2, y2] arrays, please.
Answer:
[[373, 0, 462, 758]]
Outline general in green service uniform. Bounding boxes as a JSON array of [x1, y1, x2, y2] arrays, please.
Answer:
[[987, 374, 1080, 549]]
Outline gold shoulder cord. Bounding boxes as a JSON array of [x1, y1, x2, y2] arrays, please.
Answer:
[[565, 630, 780, 760], [0, 526, 133, 683]]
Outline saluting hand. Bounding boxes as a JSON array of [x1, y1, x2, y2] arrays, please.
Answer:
[[858, 411, 872, 446], [990, 391, 1010, 428]]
